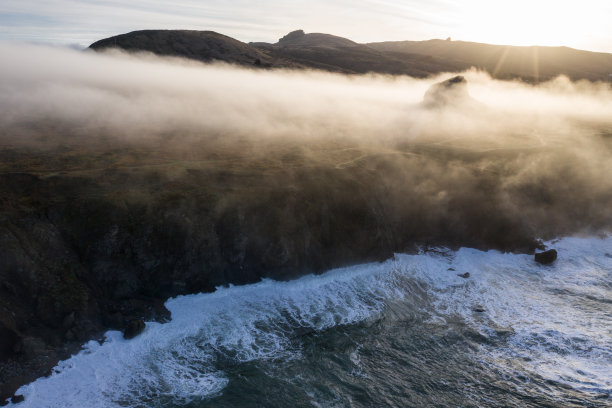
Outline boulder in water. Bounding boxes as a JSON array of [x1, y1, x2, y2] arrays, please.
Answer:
[[535, 249, 557, 264]]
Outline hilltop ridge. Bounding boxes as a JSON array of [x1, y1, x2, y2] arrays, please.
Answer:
[[89, 29, 612, 81]]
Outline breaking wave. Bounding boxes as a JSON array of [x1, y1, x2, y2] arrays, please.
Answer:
[[10, 235, 611, 407]]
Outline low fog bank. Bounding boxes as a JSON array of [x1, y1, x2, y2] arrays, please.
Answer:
[[2, 43, 610, 143], [1, 42, 611, 247]]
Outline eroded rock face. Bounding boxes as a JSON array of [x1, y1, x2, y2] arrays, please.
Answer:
[[422, 75, 477, 109], [15, 338, 46, 358], [123, 319, 146, 339]]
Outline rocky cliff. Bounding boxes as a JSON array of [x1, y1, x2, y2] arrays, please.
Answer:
[[0, 132, 553, 400]]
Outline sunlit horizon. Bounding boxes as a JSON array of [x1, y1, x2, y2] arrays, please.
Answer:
[[449, 0, 611, 52], [1, 0, 611, 53]]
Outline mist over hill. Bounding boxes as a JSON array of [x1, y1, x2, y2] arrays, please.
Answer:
[[90, 29, 612, 81]]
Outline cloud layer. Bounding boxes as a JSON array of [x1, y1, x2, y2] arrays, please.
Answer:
[[1, 43, 611, 248]]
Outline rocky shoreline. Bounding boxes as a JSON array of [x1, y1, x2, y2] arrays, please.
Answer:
[[0, 137, 592, 402], [0, 143, 553, 402]]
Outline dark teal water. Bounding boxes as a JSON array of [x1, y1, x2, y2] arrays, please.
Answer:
[[11, 236, 612, 407], [198, 308, 605, 408]]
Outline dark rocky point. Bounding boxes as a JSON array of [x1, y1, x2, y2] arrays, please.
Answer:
[[10, 394, 24, 404], [535, 249, 557, 264], [458, 272, 470, 279], [123, 319, 146, 340]]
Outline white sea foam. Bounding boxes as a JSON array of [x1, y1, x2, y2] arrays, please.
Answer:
[[7, 235, 611, 407], [398, 235, 612, 395]]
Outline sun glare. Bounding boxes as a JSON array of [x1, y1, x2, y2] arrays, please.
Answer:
[[456, 0, 609, 48]]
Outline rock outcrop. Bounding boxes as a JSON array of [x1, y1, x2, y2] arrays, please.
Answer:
[[123, 319, 146, 339], [278, 30, 306, 44], [422, 75, 480, 109]]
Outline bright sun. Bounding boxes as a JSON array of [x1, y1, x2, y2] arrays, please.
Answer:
[[455, 0, 609, 48]]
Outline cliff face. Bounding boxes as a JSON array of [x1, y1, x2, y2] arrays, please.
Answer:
[[3, 128, 612, 398], [0, 142, 372, 398], [2, 129, 569, 398]]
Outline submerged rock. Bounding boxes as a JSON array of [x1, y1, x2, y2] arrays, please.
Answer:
[[535, 249, 557, 264], [123, 319, 146, 339], [493, 326, 515, 337], [458, 272, 470, 279]]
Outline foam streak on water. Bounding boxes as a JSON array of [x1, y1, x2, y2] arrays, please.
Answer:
[[8, 235, 612, 407]]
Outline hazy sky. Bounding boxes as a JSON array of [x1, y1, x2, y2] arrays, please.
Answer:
[[1, 0, 612, 52]]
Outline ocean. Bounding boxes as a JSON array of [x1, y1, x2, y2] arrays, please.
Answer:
[[9, 235, 611, 407]]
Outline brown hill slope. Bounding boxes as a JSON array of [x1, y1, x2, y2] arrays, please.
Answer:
[[368, 39, 612, 82], [89, 29, 302, 69], [251, 29, 450, 75], [90, 29, 612, 82]]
